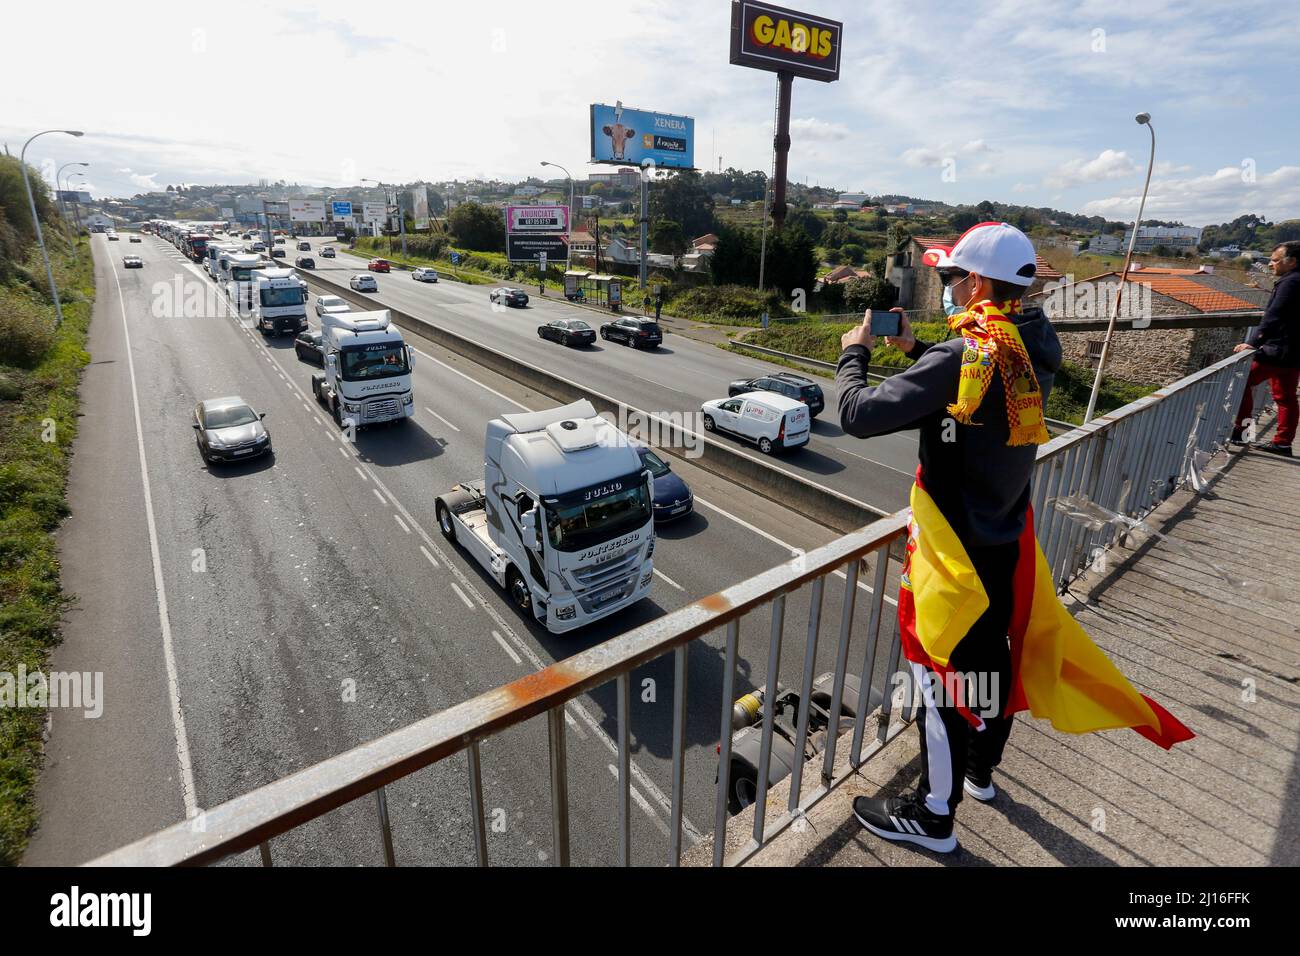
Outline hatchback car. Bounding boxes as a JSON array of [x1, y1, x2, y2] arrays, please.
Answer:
[[315, 294, 350, 317], [489, 287, 529, 307], [274, 237, 286, 245], [728, 372, 826, 418], [122, 255, 143, 268], [297, 241, 311, 251], [320, 246, 337, 258], [193, 397, 272, 463], [350, 274, 378, 292], [295, 256, 316, 269], [538, 319, 595, 347], [411, 268, 439, 283], [601, 318, 663, 349], [367, 258, 391, 273], [638, 446, 693, 522], [129, 235, 142, 243], [270, 247, 287, 258], [294, 330, 325, 364], [107, 233, 120, 241]]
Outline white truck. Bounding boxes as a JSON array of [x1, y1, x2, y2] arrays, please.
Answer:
[[249, 267, 309, 336], [311, 309, 415, 427], [205, 241, 241, 280], [435, 400, 655, 633]]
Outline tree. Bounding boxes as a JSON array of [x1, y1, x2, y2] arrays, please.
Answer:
[[822, 221, 854, 249], [786, 208, 825, 241], [949, 209, 980, 232], [649, 170, 715, 240], [448, 201, 505, 252], [651, 219, 687, 257], [832, 208, 848, 222], [710, 224, 815, 296], [822, 248, 844, 265], [844, 275, 894, 313], [841, 243, 866, 265]]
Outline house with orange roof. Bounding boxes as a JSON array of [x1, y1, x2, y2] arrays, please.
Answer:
[[886, 235, 1063, 312]]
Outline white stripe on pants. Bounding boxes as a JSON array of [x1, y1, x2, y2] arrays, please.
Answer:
[[913, 661, 954, 817]]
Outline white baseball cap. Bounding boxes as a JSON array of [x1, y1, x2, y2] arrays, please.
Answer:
[[921, 221, 1037, 286]]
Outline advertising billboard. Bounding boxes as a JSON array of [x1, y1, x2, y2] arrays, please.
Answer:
[[289, 199, 326, 222], [729, 1, 843, 82], [507, 205, 570, 234], [362, 201, 386, 222], [331, 200, 353, 219], [590, 103, 694, 169], [507, 234, 568, 263], [403, 186, 431, 229]]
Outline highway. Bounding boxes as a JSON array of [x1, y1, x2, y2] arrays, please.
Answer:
[[294, 238, 920, 513], [29, 233, 907, 865]]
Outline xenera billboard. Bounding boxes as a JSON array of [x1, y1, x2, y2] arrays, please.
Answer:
[[729, 1, 842, 82], [507, 205, 570, 233], [590, 103, 694, 169], [289, 199, 326, 221]]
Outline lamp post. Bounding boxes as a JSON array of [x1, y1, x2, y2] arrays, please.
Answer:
[[540, 160, 574, 276], [68, 173, 89, 243], [1084, 112, 1155, 424], [363, 178, 406, 257], [20, 129, 84, 327], [57, 161, 89, 246]]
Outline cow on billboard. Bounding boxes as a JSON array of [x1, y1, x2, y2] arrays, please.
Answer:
[[602, 116, 636, 162]]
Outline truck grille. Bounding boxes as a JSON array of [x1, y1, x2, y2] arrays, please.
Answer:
[[571, 550, 640, 589], [363, 398, 400, 421]]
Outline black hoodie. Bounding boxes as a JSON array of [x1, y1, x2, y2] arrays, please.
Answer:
[[837, 307, 1063, 548]]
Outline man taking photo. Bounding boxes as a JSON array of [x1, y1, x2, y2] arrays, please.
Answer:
[[1231, 240, 1300, 456], [835, 221, 1192, 854]]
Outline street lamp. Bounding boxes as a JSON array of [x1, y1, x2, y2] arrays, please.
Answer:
[[68, 173, 89, 240], [1084, 112, 1155, 424], [57, 161, 89, 245], [540, 160, 574, 275], [20, 128, 84, 327], [362, 178, 406, 257]]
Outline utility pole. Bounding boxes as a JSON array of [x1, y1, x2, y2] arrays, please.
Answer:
[[639, 164, 649, 289]]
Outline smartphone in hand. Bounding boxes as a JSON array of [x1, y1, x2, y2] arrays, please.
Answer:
[[869, 311, 902, 337]]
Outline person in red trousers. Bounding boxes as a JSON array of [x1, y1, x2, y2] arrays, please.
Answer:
[[1232, 241, 1300, 456]]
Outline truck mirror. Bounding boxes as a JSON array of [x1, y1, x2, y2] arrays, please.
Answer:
[[326, 354, 336, 369], [521, 509, 542, 551], [407, 347, 415, 367]]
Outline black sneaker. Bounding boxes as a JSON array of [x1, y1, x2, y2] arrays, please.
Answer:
[[852, 793, 957, 853], [963, 773, 996, 802], [1228, 430, 1247, 446], [1254, 442, 1293, 457]]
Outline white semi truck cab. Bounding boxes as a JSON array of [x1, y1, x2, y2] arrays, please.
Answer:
[[435, 400, 655, 633], [250, 267, 309, 335], [311, 309, 415, 427]]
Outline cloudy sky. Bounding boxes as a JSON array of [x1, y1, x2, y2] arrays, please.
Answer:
[[4, 0, 1297, 226]]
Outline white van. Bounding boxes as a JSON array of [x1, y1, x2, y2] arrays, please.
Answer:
[[701, 391, 811, 455]]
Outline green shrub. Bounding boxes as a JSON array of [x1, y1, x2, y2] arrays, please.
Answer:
[[0, 290, 55, 367], [666, 284, 792, 324]]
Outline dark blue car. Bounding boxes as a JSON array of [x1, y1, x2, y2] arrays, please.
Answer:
[[638, 446, 693, 522]]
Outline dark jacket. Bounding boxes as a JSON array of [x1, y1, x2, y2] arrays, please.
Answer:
[[1247, 269, 1300, 368], [837, 308, 1062, 548]]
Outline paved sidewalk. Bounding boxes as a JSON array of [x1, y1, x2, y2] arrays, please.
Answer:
[[694, 443, 1299, 866]]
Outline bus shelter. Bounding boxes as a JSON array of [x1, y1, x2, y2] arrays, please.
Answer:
[[564, 270, 622, 311]]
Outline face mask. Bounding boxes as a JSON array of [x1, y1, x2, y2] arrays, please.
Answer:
[[942, 282, 962, 317]]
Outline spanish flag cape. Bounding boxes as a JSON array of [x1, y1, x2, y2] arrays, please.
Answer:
[[894, 298, 1194, 749], [896, 480, 1194, 748]]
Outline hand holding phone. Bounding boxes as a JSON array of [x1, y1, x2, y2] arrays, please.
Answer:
[[869, 310, 902, 337]]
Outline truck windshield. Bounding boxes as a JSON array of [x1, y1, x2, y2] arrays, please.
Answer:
[[260, 286, 305, 307], [231, 267, 265, 281], [544, 475, 651, 553], [340, 345, 409, 380]]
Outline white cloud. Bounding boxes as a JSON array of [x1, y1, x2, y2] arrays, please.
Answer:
[[1083, 164, 1300, 225], [790, 117, 849, 141], [1045, 149, 1140, 189]]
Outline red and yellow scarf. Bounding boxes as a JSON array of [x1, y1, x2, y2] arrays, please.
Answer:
[[948, 298, 1050, 446]]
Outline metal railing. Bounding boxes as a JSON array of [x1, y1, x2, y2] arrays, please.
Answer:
[[91, 350, 1254, 868]]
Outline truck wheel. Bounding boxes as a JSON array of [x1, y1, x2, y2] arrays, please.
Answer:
[[729, 767, 759, 815], [331, 397, 341, 425], [758, 437, 774, 455], [436, 502, 456, 542], [506, 568, 532, 614]]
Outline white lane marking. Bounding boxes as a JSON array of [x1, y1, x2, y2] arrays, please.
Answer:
[[630, 373, 683, 394], [563, 709, 588, 741], [411, 347, 528, 410], [394, 514, 411, 534], [353, 466, 368, 482], [109, 262, 198, 819], [834, 445, 916, 478], [423, 407, 460, 432], [491, 630, 521, 664], [695, 496, 897, 607], [607, 764, 670, 836], [234, 313, 704, 844], [372, 488, 387, 506], [449, 582, 475, 609], [653, 568, 685, 591], [419, 545, 440, 569], [338, 446, 349, 459]]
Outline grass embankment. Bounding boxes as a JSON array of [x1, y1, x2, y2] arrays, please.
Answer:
[[0, 231, 94, 865], [742, 319, 1154, 425], [352, 237, 525, 288]]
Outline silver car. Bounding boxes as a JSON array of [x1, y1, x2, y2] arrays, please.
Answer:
[[193, 397, 272, 464]]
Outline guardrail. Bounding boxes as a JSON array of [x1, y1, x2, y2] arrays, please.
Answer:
[[90, 349, 1253, 868]]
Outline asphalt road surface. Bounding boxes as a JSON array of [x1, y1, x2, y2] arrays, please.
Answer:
[[27, 233, 907, 866]]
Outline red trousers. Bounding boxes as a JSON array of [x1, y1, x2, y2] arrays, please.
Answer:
[[1237, 359, 1300, 446]]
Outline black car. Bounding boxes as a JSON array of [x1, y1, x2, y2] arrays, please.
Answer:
[[638, 446, 693, 522], [193, 397, 272, 463], [489, 287, 529, 307], [728, 372, 826, 418], [295, 256, 315, 269], [538, 319, 596, 347], [600, 317, 663, 349], [294, 330, 324, 364], [270, 247, 287, 258]]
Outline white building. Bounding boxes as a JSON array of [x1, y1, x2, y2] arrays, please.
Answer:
[[1122, 225, 1203, 254]]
